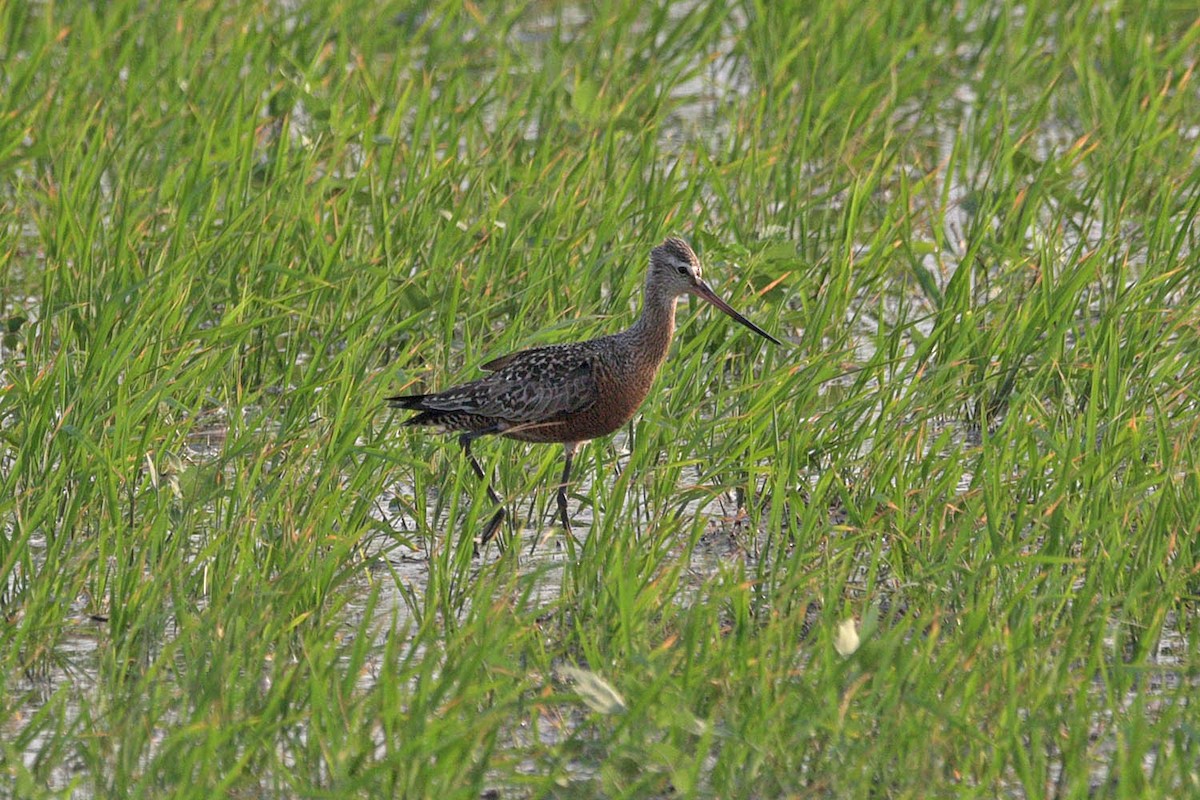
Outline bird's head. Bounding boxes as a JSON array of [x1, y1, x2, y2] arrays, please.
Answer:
[[647, 236, 781, 345]]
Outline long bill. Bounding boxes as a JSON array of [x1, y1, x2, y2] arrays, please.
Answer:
[[691, 280, 783, 345]]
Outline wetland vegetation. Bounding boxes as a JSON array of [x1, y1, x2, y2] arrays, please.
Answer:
[[1, 1, 1199, 797]]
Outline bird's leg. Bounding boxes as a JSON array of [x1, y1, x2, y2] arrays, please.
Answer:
[[479, 509, 506, 546], [458, 429, 506, 546], [459, 431, 502, 505], [556, 442, 577, 532]]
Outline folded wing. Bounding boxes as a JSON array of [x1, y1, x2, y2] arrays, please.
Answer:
[[417, 344, 597, 423]]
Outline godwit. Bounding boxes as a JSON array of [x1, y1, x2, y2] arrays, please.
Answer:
[[389, 237, 781, 544]]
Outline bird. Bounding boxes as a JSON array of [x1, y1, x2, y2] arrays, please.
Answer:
[[389, 236, 781, 545]]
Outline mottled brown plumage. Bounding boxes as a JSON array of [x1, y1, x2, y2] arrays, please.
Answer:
[[390, 236, 780, 543]]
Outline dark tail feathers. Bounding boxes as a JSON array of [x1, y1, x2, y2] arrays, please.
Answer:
[[387, 394, 441, 427], [387, 393, 428, 410]]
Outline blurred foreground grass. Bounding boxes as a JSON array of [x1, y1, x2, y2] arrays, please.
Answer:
[[1, 1, 1199, 797]]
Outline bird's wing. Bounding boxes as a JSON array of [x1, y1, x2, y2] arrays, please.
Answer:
[[479, 351, 521, 371], [419, 344, 598, 423], [479, 342, 573, 371]]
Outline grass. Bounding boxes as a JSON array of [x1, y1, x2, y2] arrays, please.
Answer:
[[2, 0, 1199, 797]]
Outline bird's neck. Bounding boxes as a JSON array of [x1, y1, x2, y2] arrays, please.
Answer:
[[625, 290, 677, 368]]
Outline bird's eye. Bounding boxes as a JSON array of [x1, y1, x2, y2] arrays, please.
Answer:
[[676, 265, 688, 275]]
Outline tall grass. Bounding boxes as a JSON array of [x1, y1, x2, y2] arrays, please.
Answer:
[[2, 0, 1198, 797]]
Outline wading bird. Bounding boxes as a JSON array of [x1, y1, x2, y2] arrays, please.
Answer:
[[389, 237, 780, 544]]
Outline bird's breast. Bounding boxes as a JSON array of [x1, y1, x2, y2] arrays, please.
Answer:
[[588, 364, 655, 432]]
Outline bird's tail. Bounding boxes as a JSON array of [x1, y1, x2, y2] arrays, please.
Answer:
[[387, 394, 443, 427], [386, 393, 428, 410]]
